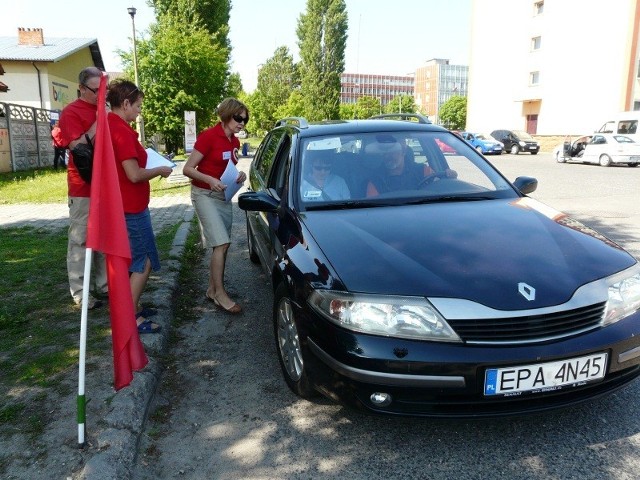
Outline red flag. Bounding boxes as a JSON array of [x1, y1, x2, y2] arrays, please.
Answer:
[[87, 74, 148, 390]]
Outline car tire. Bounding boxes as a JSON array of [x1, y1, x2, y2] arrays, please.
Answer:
[[599, 154, 612, 167], [246, 216, 260, 264], [555, 151, 566, 163], [475, 146, 483, 153], [531, 151, 538, 155], [273, 283, 317, 398], [510, 144, 520, 155]]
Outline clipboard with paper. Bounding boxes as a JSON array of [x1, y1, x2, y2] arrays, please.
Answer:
[[220, 160, 242, 201], [145, 148, 177, 169]]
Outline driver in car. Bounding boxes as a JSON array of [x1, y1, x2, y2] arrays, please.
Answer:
[[365, 141, 456, 197]]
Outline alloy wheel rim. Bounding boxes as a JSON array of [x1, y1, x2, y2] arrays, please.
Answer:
[[277, 298, 303, 381]]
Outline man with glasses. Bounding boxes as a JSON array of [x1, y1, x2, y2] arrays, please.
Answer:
[[58, 66, 108, 310]]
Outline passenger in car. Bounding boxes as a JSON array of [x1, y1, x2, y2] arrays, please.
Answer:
[[365, 141, 455, 196], [300, 150, 350, 201]]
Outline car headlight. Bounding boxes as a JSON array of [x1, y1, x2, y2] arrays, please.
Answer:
[[308, 290, 462, 342], [604, 270, 640, 325], [519, 141, 526, 147]]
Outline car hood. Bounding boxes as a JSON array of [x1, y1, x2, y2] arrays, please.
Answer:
[[302, 198, 635, 310]]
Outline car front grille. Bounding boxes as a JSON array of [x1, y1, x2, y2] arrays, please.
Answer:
[[448, 302, 606, 345]]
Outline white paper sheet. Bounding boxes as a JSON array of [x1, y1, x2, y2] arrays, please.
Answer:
[[145, 148, 176, 169], [220, 160, 242, 202]]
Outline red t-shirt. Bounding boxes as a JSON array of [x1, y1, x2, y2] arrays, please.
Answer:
[[108, 112, 149, 214], [191, 122, 240, 190], [59, 99, 97, 197]]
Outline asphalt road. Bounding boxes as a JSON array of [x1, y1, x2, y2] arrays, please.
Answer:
[[131, 153, 640, 480]]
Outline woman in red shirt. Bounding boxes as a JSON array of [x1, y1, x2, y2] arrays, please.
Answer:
[[183, 98, 248, 314], [107, 79, 173, 333]]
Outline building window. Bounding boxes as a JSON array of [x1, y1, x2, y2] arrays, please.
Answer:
[[531, 36, 541, 51], [530, 71, 540, 85], [534, 1, 544, 15]]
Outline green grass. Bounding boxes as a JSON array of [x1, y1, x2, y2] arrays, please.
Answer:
[[0, 168, 190, 204], [0, 222, 184, 441], [0, 227, 110, 386]]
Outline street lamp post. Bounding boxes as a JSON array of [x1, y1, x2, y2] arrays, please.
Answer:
[[127, 6, 145, 144]]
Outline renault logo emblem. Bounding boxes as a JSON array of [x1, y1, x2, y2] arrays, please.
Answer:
[[518, 282, 536, 301]]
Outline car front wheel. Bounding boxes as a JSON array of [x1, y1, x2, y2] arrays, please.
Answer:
[[510, 144, 520, 155], [273, 283, 316, 398], [555, 151, 566, 163], [599, 154, 612, 167]]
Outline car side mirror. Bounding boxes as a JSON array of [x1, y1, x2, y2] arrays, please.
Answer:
[[238, 191, 280, 213], [513, 176, 538, 195]]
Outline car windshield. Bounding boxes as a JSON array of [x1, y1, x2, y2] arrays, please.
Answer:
[[513, 130, 535, 140], [476, 134, 491, 141], [297, 131, 517, 208]]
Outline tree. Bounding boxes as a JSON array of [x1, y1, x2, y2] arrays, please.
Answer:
[[224, 72, 243, 99], [126, 15, 229, 152], [297, 0, 348, 121], [274, 90, 305, 122], [385, 94, 416, 115], [354, 96, 381, 119], [438, 95, 467, 129], [150, 0, 231, 40], [339, 103, 356, 120], [255, 46, 299, 132]]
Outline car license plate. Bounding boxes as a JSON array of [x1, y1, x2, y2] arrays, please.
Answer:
[[484, 352, 607, 396]]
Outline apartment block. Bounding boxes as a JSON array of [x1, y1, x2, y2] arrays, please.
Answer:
[[414, 59, 469, 125], [466, 0, 640, 135]]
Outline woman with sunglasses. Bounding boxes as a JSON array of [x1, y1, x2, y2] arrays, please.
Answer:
[[183, 97, 248, 314], [300, 150, 350, 201], [107, 79, 174, 333]]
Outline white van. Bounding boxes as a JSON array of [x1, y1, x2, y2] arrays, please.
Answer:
[[596, 111, 640, 142]]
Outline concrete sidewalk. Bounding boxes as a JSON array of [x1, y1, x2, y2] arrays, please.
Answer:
[[0, 194, 193, 233]]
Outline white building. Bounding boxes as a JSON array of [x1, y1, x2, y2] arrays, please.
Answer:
[[466, 0, 640, 135]]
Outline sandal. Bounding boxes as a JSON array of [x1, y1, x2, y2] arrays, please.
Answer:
[[137, 317, 161, 334]]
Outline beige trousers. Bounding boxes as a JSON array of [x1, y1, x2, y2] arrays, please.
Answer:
[[67, 196, 108, 303]]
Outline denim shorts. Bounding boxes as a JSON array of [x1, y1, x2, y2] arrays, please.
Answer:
[[125, 208, 161, 273]]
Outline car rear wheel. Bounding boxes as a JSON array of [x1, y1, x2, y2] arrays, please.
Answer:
[[510, 144, 520, 155], [273, 283, 316, 398], [599, 154, 612, 167], [246, 216, 260, 264]]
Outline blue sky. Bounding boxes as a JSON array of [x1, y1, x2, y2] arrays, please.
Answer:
[[2, 0, 472, 92]]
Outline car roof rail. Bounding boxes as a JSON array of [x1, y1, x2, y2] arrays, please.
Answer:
[[275, 117, 309, 129], [369, 113, 432, 124]]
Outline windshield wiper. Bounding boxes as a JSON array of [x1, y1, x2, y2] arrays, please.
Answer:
[[305, 200, 391, 210], [405, 195, 495, 205]]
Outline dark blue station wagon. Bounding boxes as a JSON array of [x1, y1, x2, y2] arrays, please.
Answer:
[[238, 117, 640, 417]]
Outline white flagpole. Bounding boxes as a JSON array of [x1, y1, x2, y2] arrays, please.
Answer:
[[77, 247, 93, 448]]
